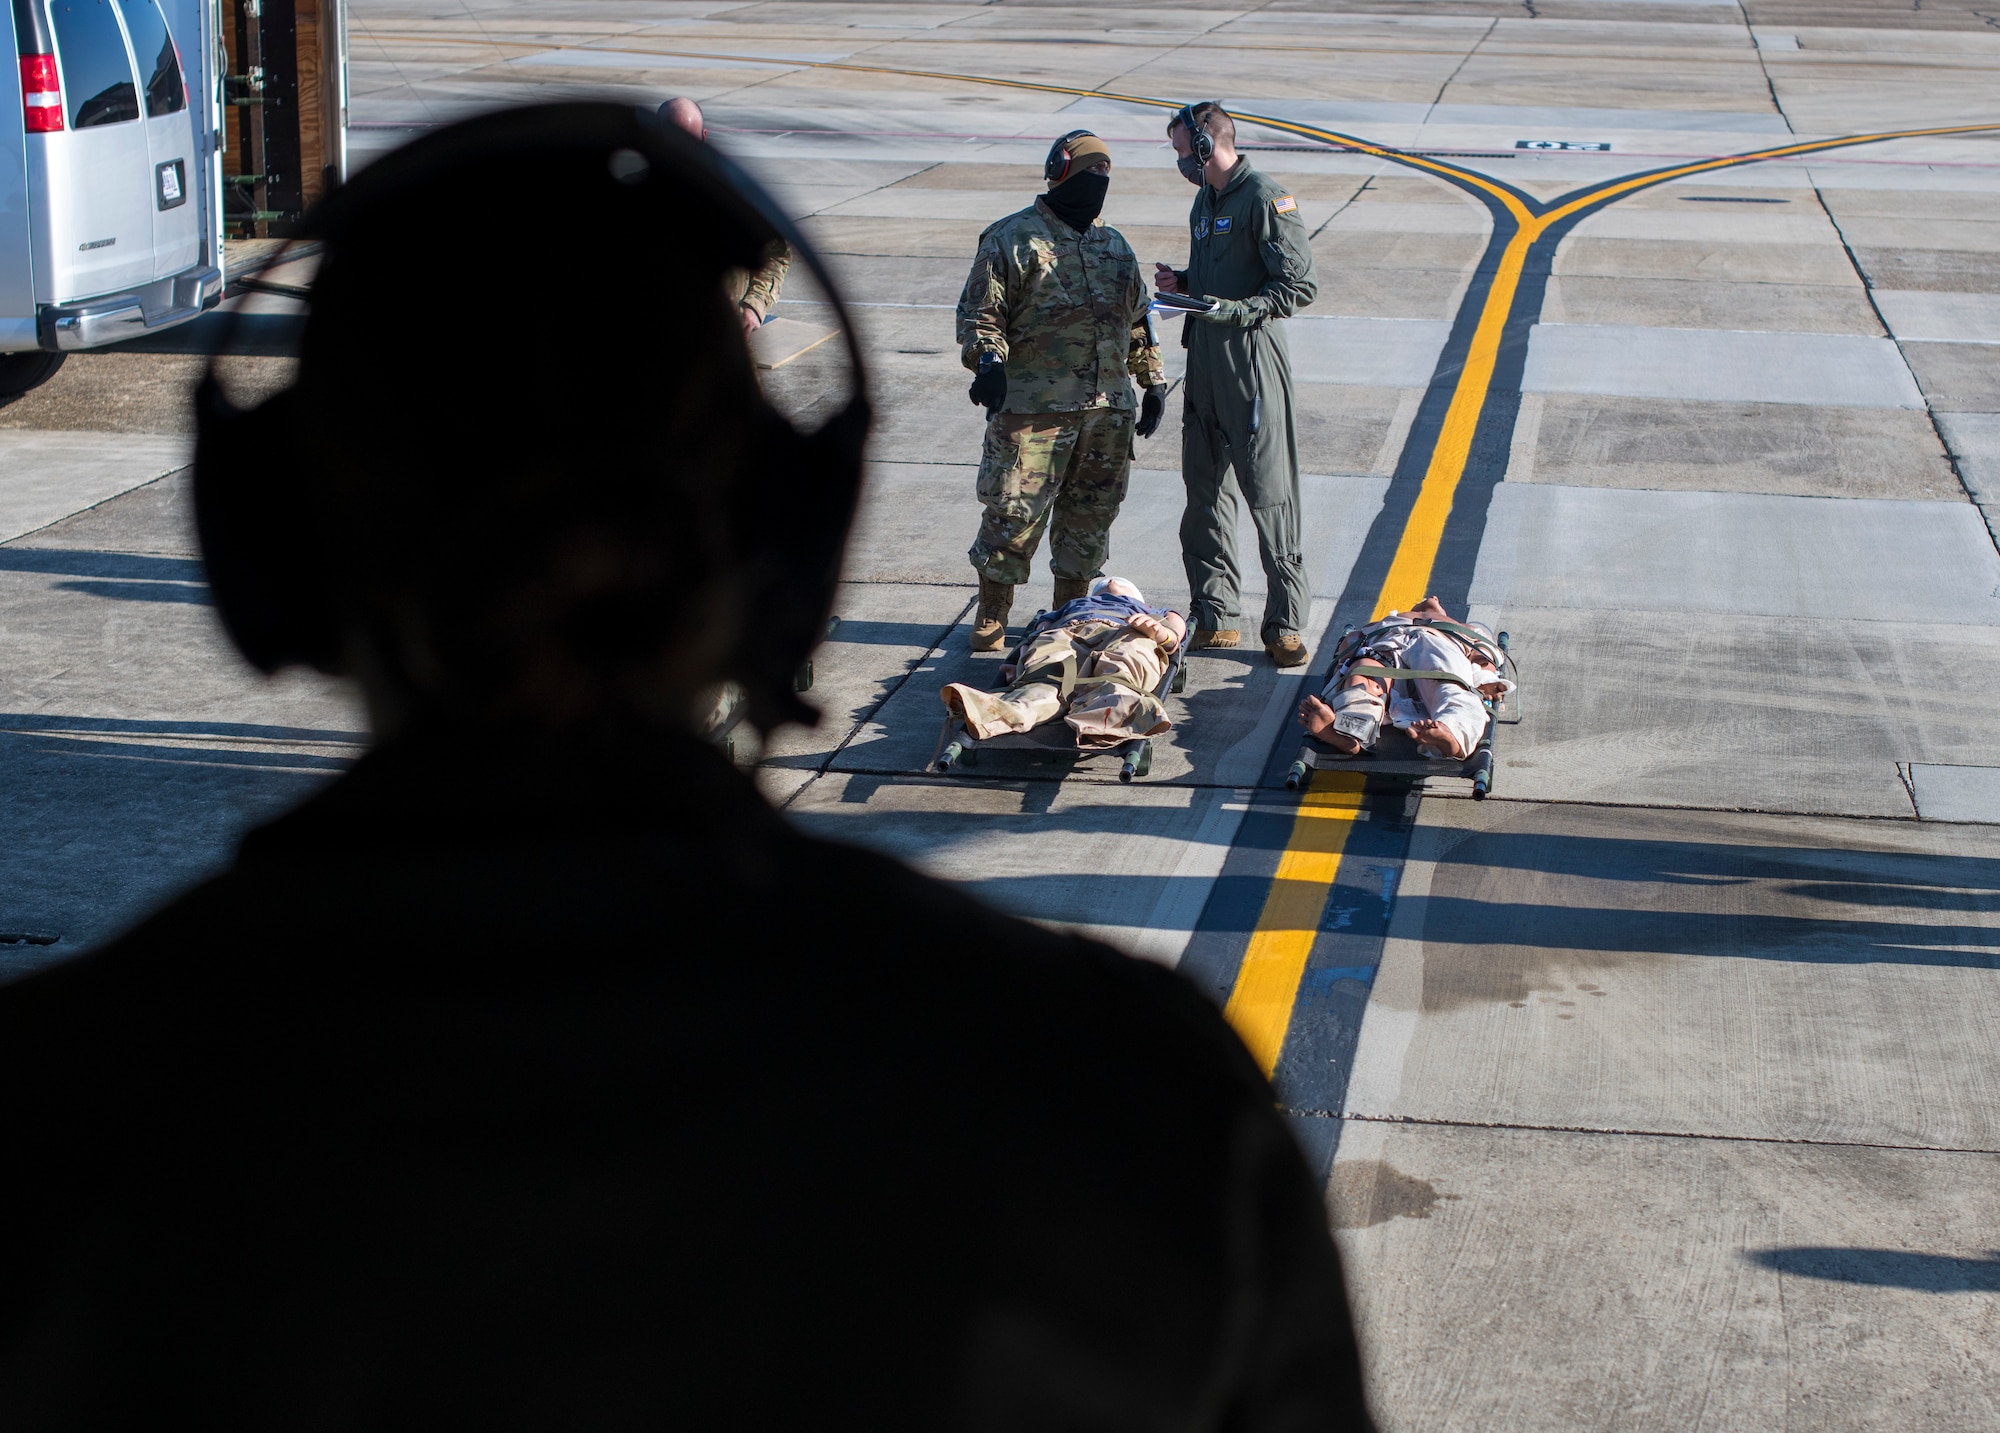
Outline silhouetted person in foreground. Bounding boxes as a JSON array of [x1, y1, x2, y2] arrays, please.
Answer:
[[0, 106, 1374, 1429]]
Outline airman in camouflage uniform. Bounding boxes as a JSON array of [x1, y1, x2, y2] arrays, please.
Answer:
[[956, 130, 1168, 650], [730, 240, 790, 332], [660, 96, 789, 337]]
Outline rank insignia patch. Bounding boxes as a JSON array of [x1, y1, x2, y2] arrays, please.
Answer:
[[1273, 194, 1297, 214], [1214, 216, 1232, 234]]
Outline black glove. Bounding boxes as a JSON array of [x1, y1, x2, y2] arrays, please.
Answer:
[[1135, 385, 1166, 439], [968, 355, 1006, 414]]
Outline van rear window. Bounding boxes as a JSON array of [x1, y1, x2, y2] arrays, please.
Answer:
[[47, 0, 140, 129], [115, 0, 185, 116]]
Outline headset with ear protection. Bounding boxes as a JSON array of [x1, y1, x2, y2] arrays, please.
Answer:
[[1172, 103, 1218, 165], [1043, 129, 1095, 186], [194, 102, 872, 730]]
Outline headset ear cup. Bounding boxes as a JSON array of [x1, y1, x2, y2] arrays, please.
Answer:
[[726, 396, 870, 732], [1044, 128, 1092, 185], [193, 379, 344, 675]]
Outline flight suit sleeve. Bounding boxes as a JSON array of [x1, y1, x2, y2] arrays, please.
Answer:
[[1127, 263, 1166, 390], [739, 239, 791, 322], [1246, 189, 1316, 321], [957, 231, 1012, 371]]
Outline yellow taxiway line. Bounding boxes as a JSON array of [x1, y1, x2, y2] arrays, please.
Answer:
[[1220, 771, 1369, 1073]]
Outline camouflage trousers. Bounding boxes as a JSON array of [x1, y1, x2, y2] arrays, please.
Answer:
[[968, 406, 1134, 586]]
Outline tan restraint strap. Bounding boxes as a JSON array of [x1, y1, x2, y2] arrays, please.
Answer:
[[1345, 662, 1480, 693], [1011, 650, 1079, 702], [1412, 619, 1504, 668]]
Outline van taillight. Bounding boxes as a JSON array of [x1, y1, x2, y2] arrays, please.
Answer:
[[20, 55, 62, 134]]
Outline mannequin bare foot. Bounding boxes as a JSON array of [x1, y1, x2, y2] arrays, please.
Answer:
[[1409, 719, 1466, 759], [1299, 695, 1361, 753]]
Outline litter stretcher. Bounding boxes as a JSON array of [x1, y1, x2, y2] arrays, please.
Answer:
[[934, 610, 1189, 784], [1286, 617, 1519, 798]]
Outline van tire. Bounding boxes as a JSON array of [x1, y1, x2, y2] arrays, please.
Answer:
[[0, 352, 66, 401]]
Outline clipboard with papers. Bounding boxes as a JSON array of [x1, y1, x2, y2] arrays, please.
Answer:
[[1148, 292, 1217, 317]]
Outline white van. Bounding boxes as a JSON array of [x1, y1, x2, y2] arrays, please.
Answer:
[[2, 0, 221, 397]]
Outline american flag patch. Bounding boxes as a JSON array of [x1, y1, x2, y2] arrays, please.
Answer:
[[1273, 194, 1297, 214]]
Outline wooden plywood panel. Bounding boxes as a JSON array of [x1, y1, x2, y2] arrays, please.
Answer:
[[296, 1, 320, 205]]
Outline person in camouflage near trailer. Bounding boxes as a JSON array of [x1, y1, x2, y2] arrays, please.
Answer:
[[956, 130, 1169, 651]]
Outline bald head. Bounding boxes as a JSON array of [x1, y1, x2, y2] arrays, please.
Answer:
[[660, 97, 705, 140]]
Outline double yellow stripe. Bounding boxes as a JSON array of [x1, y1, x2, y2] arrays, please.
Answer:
[[1347, 119, 2000, 624], [1220, 772, 1369, 1073]]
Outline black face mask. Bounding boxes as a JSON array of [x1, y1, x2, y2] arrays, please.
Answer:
[[1043, 171, 1109, 232], [1177, 152, 1207, 186]]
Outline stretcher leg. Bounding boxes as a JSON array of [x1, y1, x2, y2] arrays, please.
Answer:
[[794, 616, 841, 693]]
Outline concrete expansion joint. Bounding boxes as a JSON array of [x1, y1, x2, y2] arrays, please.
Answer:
[[1426, 790, 1928, 825], [3, 467, 191, 549], [1309, 1111, 2000, 1160], [1802, 185, 1990, 552]]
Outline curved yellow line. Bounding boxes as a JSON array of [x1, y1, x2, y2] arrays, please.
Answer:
[[1364, 118, 2000, 624]]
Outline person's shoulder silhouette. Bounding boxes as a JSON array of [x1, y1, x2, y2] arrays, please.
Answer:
[[0, 105, 1373, 1429]]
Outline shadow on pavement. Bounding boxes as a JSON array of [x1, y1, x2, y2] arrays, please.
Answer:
[[1749, 1247, 2000, 1292]]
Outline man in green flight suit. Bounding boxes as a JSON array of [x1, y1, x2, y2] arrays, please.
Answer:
[[957, 130, 1169, 651], [1155, 103, 1318, 667]]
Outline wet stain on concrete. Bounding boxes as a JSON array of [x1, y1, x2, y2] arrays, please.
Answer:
[[1330, 1160, 1459, 1229]]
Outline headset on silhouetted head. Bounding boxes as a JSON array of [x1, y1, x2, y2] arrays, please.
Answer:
[[193, 102, 872, 730]]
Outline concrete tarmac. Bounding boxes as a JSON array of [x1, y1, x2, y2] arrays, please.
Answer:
[[2, 0, 1998, 1426]]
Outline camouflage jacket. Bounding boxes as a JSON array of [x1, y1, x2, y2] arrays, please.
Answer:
[[957, 198, 1166, 413], [727, 239, 790, 322]]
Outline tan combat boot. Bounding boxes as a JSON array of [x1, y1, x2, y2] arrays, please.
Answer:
[[1190, 628, 1242, 650], [968, 576, 1014, 651], [1266, 633, 1309, 668], [1051, 576, 1090, 608]]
